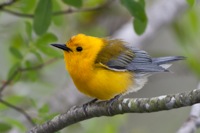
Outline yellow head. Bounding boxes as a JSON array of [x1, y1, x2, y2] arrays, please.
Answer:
[[65, 34, 105, 58], [52, 34, 105, 57], [51, 34, 105, 72]]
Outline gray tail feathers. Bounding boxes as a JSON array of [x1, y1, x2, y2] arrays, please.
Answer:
[[152, 56, 186, 65]]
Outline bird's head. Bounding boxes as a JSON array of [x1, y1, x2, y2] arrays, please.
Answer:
[[51, 34, 105, 60]]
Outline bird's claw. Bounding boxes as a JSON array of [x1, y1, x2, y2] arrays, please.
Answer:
[[107, 95, 121, 115], [82, 98, 98, 116]]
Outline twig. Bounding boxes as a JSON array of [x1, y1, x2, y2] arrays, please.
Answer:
[[0, 0, 18, 8], [0, 69, 19, 94], [29, 88, 200, 133], [177, 104, 200, 133], [177, 83, 200, 133], [196, 118, 200, 127], [0, 0, 114, 18], [0, 58, 58, 94], [19, 58, 57, 71], [0, 58, 58, 127], [53, 0, 114, 15], [0, 98, 35, 126], [0, 8, 33, 18]]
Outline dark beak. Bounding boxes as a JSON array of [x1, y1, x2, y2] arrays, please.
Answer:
[[51, 44, 72, 52]]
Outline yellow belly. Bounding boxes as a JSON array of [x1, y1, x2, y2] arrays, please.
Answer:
[[72, 68, 133, 100]]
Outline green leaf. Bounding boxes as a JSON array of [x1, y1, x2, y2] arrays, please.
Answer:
[[188, 9, 199, 33], [35, 33, 61, 57], [0, 122, 12, 133], [23, 69, 39, 81], [186, 53, 200, 76], [172, 23, 188, 45], [63, 0, 83, 8], [5, 118, 26, 132], [121, 0, 147, 21], [133, 18, 147, 35], [10, 34, 24, 48], [33, 0, 52, 35], [0, 96, 33, 110], [18, 0, 37, 12], [36, 104, 57, 123], [7, 62, 21, 81], [25, 60, 32, 68], [7, 95, 25, 103], [120, 0, 147, 35], [27, 98, 37, 108], [25, 21, 32, 39], [9, 47, 23, 60], [187, 0, 195, 7], [52, 1, 64, 26], [39, 104, 49, 114], [29, 50, 43, 62]]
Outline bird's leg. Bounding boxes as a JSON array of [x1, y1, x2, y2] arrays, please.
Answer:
[[107, 94, 121, 115], [82, 98, 98, 116]]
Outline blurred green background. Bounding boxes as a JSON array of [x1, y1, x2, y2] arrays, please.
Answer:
[[0, 0, 200, 133]]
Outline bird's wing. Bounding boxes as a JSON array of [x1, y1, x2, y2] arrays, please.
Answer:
[[95, 39, 134, 71], [95, 39, 166, 73], [126, 48, 167, 73]]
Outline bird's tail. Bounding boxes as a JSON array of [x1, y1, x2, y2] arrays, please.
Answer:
[[152, 56, 185, 65], [152, 56, 185, 69]]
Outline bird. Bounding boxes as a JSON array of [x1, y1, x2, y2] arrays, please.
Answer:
[[51, 34, 185, 104]]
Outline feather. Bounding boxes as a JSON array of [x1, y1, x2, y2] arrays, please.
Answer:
[[95, 39, 185, 74], [152, 56, 186, 65], [95, 39, 135, 69]]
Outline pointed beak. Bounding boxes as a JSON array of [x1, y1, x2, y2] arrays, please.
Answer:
[[51, 44, 72, 52]]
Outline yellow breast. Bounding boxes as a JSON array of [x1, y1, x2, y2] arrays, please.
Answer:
[[84, 68, 133, 100], [65, 55, 133, 100]]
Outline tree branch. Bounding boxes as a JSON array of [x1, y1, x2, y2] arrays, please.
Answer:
[[0, 0, 114, 18], [177, 83, 200, 133], [0, 98, 35, 126], [176, 104, 200, 133], [28, 88, 200, 133]]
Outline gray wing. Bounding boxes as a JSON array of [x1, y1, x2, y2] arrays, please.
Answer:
[[95, 40, 183, 73], [107, 47, 185, 73], [125, 48, 167, 73], [96, 42, 166, 73]]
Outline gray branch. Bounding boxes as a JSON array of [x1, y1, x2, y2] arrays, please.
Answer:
[[28, 88, 200, 133], [177, 83, 200, 133]]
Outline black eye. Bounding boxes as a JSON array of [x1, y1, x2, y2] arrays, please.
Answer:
[[76, 47, 82, 52]]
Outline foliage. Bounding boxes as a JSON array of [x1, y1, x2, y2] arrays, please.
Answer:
[[33, 0, 53, 35], [173, 5, 200, 77], [121, 0, 147, 35]]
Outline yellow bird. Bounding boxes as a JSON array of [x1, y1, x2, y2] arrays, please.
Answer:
[[51, 34, 184, 103]]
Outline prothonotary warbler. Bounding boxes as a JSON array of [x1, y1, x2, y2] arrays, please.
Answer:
[[51, 34, 185, 103]]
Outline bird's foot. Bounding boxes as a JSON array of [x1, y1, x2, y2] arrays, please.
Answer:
[[82, 98, 98, 116], [107, 95, 121, 115]]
